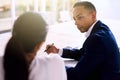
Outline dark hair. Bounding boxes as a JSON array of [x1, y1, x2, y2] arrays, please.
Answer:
[[3, 12, 47, 80], [73, 1, 96, 12]]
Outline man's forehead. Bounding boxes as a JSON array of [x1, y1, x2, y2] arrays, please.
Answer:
[[77, 13, 82, 16]]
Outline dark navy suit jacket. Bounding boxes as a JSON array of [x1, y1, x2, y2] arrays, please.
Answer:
[[62, 20, 120, 80]]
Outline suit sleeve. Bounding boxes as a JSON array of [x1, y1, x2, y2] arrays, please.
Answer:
[[62, 48, 84, 61]]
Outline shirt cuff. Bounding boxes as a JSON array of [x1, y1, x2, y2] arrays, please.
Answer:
[[58, 49, 63, 56]]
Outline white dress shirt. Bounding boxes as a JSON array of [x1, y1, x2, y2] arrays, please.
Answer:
[[0, 54, 67, 80], [29, 53, 67, 80], [85, 20, 98, 38]]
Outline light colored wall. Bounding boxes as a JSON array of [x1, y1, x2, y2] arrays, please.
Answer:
[[81, 0, 120, 20]]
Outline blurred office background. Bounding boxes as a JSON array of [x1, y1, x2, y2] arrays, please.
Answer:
[[0, 0, 120, 56]]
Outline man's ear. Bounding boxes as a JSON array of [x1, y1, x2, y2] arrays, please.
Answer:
[[92, 11, 96, 19]]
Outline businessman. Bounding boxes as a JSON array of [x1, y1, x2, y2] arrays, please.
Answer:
[[46, 1, 120, 80]]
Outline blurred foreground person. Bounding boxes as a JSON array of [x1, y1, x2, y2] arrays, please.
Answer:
[[0, 12, 67, 80]]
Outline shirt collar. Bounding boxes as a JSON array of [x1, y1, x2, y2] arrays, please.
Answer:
[[85, 20, 98, 38]]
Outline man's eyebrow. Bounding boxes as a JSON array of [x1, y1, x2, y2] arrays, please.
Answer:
[[76, 13, 82, 18], [73, 13, 82, 19]]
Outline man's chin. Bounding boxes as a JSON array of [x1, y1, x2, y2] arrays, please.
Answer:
[[79, 30, 85, 33]]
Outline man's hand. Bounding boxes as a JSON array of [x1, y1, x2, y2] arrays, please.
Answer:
[[45, 43, 59, 54]]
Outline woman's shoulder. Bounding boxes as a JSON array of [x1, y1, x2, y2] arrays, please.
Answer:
[[47, 54, 62, 60], [30, 53, 64, 67], [36, 53, 62, 61], [29, 54, 67, 80]]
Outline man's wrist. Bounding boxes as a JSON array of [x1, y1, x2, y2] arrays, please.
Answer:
[[58, 49, 63, 56]]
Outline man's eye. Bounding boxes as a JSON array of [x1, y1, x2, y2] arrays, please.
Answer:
[[77, 16, 83, 20], [73, 16, 84, 20]]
